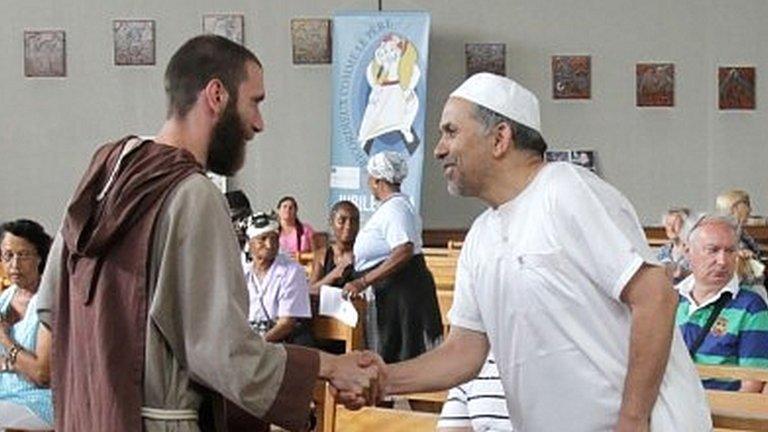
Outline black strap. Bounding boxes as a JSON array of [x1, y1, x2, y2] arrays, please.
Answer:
[[688, 292, 733, 357]]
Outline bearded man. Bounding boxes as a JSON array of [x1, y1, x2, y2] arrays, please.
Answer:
[[37, 35, 380, 432]]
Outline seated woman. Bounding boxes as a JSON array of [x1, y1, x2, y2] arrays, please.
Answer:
[[309, 200, 360, 294], [0, 220, 53, 430], [657, 207, 690, 283], [243, 212, 313, 345], [276, 196, 315, 256]]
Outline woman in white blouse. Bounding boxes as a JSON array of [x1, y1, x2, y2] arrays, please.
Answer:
[[342, 151, 443, 362]]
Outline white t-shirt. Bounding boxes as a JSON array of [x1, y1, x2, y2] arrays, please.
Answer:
[[448, 162, 711, 432], [354, 193, 423, 272]]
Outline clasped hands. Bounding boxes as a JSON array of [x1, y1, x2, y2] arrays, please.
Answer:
[[320, 350, 387, 410]]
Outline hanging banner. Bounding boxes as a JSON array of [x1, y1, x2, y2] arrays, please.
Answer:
[[329, 11, 430, 222]]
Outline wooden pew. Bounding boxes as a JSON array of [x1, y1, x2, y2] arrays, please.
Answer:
[[424, 252, 457, 290], [436, 290, 453, 336], [310, 297, 367, 432], [697, 364, 768, 431], [335, 406, 438, 432], [401, 390, 448, 414], [310, 296, 367, 353]]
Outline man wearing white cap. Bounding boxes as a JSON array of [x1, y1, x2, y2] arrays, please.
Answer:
[[379, 73, 711, 431]]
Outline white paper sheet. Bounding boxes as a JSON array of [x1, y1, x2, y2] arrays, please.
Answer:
[[318, 285, 359, 327]]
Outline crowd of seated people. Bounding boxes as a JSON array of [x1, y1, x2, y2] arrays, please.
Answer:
[[4, 181, 768, 432], [0, 219, 53, 430]]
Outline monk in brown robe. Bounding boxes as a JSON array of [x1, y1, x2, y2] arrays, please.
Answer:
[[37, 35, 381, 432]]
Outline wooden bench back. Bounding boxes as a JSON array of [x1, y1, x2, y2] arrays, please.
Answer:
[[311, 296, 367, 353], [696, 364, 768, 431]]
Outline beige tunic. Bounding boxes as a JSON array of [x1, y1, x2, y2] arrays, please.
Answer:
[[39, 174, 316, 431]]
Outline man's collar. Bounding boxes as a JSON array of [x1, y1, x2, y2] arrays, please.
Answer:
[[677, 274, 739, 315]]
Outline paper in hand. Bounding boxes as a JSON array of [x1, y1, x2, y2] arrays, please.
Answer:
[[319, 285, 359, 327]]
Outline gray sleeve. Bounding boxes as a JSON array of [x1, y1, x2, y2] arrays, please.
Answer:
[[37, 230, 63, 328], [148, 175, 318, 428]]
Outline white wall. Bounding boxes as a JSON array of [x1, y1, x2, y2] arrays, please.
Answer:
[[2, 0, 767, 235]]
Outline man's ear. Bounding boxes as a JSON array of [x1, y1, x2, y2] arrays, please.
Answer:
[[491, 122, 513, 158], [202, 78, 229, 117]]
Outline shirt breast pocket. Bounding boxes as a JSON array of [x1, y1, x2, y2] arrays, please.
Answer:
[[495, 248, 583, 312]]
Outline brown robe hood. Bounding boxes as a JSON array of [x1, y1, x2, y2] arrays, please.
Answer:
[[53, 136, 203, 431]]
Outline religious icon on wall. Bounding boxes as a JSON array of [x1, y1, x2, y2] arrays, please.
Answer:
[[570, 150, 596, 172], [552, 55, 591, 99], [113, 20, 155, 66], [358, 33, 421, 155], [465, 43, 506, 78], [545, 150, 570, 162], [636, 63, 674, 107], [203, 14, 244, 44], [291, 18, 332, 64], [24, 30, 66, 77], [719, 66, 755, 110]]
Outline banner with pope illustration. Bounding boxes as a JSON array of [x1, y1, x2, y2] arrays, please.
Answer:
[[329, 11, 430, 221]]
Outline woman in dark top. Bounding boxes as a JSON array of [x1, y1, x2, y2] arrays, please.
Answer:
[[309, 201, 360, 293]]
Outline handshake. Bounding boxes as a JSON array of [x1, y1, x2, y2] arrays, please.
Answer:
[[318, 350, 388, 410]]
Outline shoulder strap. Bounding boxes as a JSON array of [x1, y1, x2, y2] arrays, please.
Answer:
[[688, 292, 733, 357]]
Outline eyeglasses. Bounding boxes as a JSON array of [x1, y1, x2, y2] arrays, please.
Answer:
[[0, 250, 38, 264]]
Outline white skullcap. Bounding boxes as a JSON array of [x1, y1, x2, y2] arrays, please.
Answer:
[[246, 212, 280, 239], [450, 72, 541, 133], [367, 151, 409, 184]]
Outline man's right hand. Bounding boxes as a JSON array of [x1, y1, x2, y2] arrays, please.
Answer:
[[318, 351, 385, 409]]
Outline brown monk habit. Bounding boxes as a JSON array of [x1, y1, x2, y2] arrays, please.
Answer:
[[53, 137, 204, 430]]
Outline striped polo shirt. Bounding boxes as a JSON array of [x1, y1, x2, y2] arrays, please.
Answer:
[[438, 355, 512, 431], [675, 275, 768, 390]]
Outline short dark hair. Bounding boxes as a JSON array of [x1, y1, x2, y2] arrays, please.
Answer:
[[164, 35, 261, 118], [329, 200, 360, 224], [0, 219, 53, 274], [473, 104, 547, 157]]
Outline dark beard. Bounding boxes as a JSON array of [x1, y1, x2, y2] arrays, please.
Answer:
[[207, 102, 247, 176]]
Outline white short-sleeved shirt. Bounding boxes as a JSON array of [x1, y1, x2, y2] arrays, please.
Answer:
[[438, 354, 512, 432], [244, 253, 312, 323], [448, 162, 711, 432], [354, 193, 423, 272]]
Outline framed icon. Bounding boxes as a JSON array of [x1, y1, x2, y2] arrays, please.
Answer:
[[113, 20, 155, 66], [24, 30, 66, 77]]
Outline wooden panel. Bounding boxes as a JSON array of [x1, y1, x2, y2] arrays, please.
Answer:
[[436, 290, 453, 335], [336, 406, 438, 432], [424, 226, 768, 249], [422, 229, 467, 248], [697, 364, 768, 382], [311, 296, 367, 353], [708, 390, 768, 431]]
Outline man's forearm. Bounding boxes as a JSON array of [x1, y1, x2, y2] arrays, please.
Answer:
[[386, 327, 488, 395], [619, 267, 677, 423]]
